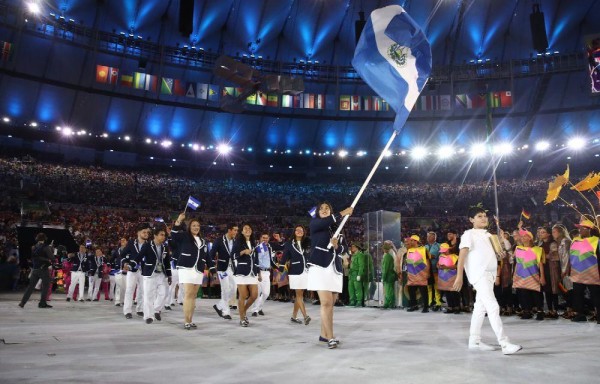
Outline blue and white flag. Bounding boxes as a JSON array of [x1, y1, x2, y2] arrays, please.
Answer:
[[352, 5, 432, 130], [186, 196, 201, 210], [308, 206, 317, 218]]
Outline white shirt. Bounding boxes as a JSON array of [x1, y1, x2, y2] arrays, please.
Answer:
[[459, 228, 498, 285]]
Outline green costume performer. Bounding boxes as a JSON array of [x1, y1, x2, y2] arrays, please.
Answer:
[[349, 243, 368, 306], [381, 244, 396, 308]]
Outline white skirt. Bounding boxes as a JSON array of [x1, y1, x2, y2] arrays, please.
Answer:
[[234, 274, 259, 285], [178, 267, 203, 285], [307, 263, 342, 293], [289, 271, 308, 290]]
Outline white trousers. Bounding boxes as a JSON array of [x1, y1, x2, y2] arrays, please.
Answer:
[[469, 272, 509, 344], [168, 268, 184, 305], [249, 270, 270, 313], [88, 275, 102, 300], [216, 267, 236, 316], [109, 275, 116, 300], [143, 273, 168, 320], [67, 271, 85, 300], [123, 271, 144, 315], [114, 273, 126, 304]]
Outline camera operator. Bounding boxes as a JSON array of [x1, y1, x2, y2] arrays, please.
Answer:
[[19, 232, 54, 308]]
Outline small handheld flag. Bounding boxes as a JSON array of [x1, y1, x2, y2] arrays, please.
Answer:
[[186, 196, 201, 211], [521, 209, 531, 220], [308, 206, 317, 218]]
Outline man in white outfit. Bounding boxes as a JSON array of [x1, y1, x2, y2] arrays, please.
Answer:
[[453, 206, 522, 355], [140, 227, 172, 324], [250, 233, 276, 316], [210, 224, 238, 320], [87, 248, 104, 301], [66, 245, 89, 302], [121, 224, 150, 319]]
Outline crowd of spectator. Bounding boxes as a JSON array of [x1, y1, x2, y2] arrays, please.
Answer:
[[0, 154, 591, 289]]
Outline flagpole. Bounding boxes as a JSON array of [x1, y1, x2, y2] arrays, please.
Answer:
[[183, 196, 189, 214], [486, 85, 501, 235], [328, 129, 399, 248]]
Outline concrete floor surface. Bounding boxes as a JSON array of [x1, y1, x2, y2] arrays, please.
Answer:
[[1, 292, 598, 384]]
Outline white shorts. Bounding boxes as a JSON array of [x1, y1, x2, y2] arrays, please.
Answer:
[[289, 272, 308, 290], [307, 263, 342, 293], [178, 268, 203, 285], [234, 275, 259, 285]]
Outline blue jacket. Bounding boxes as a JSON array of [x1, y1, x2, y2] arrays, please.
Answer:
[[120, 239, 146, 272], [280, 239, 310, 275], [69, 252, 89, 273], [87, 255, 105, 277], [233, 238, 260, 277], [210, 235, 236, 272], [139, 241, 172, 277], [308, 214, 346, 273], [170, 225, 214, 274]]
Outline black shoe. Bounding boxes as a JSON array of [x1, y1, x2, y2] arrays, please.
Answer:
[[146, 318, 153, 324], [18, 302, 24, 308], [136, 311, 144, 317], [125, 313, 133, 319], [154, 313, 161, 321], [334, 302, 345, 307], [258, 310, 264, 316], [313, 300, 320, 305], [92, 299, 99, 302], [535, 312, 544, 321], [319, 336, 328, 343], [443, 308, 453, 314], [184, 323, 192, 330], [521, 312, 533, 320], [571, 314, 588, 322], [66, 298, 71, 302], [134, 301, 137, 305], [230, 305, 237, 310], [252, 312, 258, 317], [86, 299, 92, 302], [432, 305, 441, 312], [39, 303, 52, 308], [164, 306, 172, 311], [291, 317, 303, 324], [406, 306, 417, 312], [223, 315, 232, 320], [213, 304, 223, 318], [421, 307, 429, 313], [115, 303, 121, 307]]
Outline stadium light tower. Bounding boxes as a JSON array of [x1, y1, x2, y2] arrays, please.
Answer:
[[26, 1, 41, 14]]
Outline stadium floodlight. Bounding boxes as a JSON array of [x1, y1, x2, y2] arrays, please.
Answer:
[[192, 144, 200, 151], [161, 140, 172, 148], [493, 142, 513, 155], [535, 141, 550, 151], [2, 116, 10, 123], [338, 150, 348, 158], [567, 137, 586, 150], [357, 150, 367, 157], [384, 150, 392, 157], [217, 143, 232, 154], [124, 135, 130, 141], [470, 143, 487, 158], [62, 127, 73, 136], [30, 121, 38, 127], [410, 146, 427, 160], [437, 145, 454, 160], [27, 2, 41, 14], [145, 138, 152, 144]]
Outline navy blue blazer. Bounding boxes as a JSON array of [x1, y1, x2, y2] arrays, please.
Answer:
[[139, 241, 172, 277], [120, 239, 146, 272], [170, 225, 214, 274], [69, 252, 89, 273], [308, 214, 346, 273], [233, 238, 260, 277], [280, 239, 310, 275], [210, 235, 236, 272], [87, 255, 105, 277]]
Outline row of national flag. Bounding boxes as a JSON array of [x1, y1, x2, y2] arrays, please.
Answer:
[[95, 64, 513, 111], [413, 92, 513, 111]]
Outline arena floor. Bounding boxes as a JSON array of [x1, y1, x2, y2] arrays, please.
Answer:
[[1, 292, 598, 384]]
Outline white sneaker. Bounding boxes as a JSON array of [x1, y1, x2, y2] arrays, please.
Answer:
[[501, 342, 522, 355], [468, 341, 496, 351]]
